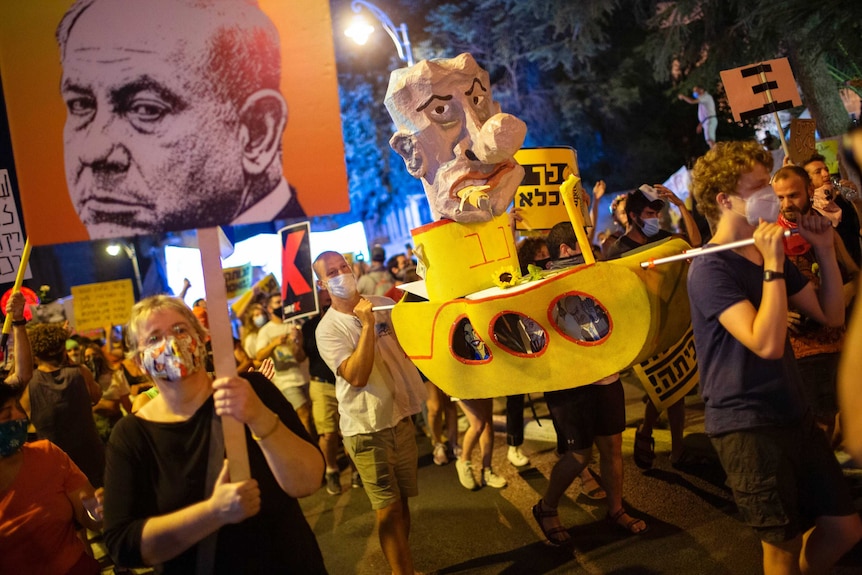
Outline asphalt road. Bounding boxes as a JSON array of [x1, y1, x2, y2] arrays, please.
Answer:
[[300, 378, 862, 575]]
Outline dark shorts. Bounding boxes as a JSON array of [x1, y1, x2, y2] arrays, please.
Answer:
[[545, 378, 624, 453], [796, 353, 839, 421], [711, 414, 855, 544]]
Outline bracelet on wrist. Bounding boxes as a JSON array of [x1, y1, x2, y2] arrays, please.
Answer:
[[11, 318, 27, 326], [251, 411, 279, 441]]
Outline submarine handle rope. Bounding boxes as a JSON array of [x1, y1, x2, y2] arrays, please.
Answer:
[[640, 229, 796, 269]]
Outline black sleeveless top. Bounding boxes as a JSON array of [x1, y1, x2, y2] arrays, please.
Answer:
[[29, 367, 106, 487]]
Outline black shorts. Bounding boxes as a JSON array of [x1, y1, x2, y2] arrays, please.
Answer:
[[545, 378, 625, 453], [711, 414, 855, 544]]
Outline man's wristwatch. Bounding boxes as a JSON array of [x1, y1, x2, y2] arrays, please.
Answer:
[[763, 270, 785, 282]]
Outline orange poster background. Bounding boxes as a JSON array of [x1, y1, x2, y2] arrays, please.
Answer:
[[0, 0, 349, 246]]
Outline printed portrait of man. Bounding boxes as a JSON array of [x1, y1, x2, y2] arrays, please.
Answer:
[[56, 0, 304, 239], [385, 53, 527, 224]]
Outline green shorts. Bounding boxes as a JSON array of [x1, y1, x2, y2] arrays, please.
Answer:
[[309, 379, 338, 434], [711, 414, 855, 543], [343, 417, 419, 510]]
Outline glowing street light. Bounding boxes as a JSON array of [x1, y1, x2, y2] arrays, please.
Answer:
[[345, 0, 413, 67], [106, 241, 144, 298]]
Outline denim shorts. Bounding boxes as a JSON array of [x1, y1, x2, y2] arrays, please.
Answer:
[[711, 414, 855, 543]]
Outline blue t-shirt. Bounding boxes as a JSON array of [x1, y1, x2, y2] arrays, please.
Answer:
[[687, 247, 809, 435]]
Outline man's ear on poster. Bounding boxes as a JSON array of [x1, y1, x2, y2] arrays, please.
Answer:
[[239, 89, 288, 176], [389, 131, 425, 178]]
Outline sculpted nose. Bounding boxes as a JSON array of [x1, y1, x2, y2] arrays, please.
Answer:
[[463, 112, 526, 164]]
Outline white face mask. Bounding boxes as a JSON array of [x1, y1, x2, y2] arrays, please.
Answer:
[[742, 186, 780, 225], [253, 315, 267, 328], [327, 273, 358, 299], [640, 217, 661, 237]]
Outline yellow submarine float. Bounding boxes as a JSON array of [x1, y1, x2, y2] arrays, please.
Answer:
[[391, 175, 692, 399]]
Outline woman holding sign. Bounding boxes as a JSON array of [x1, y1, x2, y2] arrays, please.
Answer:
[[103, 296, 326, 574]]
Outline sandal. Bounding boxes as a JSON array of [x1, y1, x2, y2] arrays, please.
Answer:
[[606, 507, 648, 535], [531, 499, 570, 546], [580, 468, 606, 500], [633, 429, 656, 470]]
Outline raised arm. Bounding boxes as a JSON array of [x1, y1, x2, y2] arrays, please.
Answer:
[[336, 298, 376, 388], [589, 180, 606, 244], [5, 292, 32, 386], [655, 184, 702, 247]]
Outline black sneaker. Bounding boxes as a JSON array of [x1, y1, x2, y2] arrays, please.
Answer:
[[351, 471, 363, 488], [325, 471, 341, 495]]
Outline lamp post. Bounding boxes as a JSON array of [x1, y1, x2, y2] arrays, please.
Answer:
[[106, 242, 144, 299], [345, 0, 414, 67]]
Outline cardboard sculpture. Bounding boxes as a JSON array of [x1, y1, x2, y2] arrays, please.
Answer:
[[386, 53, 527, 223], [384, 54, 692, 399]]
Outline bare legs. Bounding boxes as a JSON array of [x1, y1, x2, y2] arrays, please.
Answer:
[[639, 398, 686, 462], [376, 497, 415, 575], [459, 398, 493, 468]]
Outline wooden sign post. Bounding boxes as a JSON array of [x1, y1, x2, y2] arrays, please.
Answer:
[[198, 227, 250, 481]]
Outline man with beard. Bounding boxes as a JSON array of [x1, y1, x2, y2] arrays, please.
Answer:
[[772, 165, 858, 443]]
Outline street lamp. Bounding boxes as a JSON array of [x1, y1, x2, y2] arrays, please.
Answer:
[[345, 0, 414, 67], [106, 241, 144, 298]]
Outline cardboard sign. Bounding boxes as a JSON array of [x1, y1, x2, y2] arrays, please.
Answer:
[[279, 222, 317, 322], [790, 119, 817, 166], [720, 58, 802, 122], [632, 325, 699, 412], [0, 169, 31, 283], [0, 0, 348, 245], [514, 147, 583, 231], [222, 263, 252, 300], [70, 279, 134, 332]]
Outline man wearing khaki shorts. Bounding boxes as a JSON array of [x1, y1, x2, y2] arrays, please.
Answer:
[[314, 251, 427, 575]]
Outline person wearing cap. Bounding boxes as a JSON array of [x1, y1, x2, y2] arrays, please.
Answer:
[[605, 183, 702, 261], [357, 245, 395, 296], [605, 184, 701, 470]]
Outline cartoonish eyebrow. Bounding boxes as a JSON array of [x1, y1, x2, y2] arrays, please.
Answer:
[[416, 94, 452, 112], [111, 76, 188, 112], [465, 78, 487, 96]]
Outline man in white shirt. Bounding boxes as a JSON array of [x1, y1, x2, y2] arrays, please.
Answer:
[[255, 293, 313, 437], [313, 251, 426, 575], [679, 86, 717, 149]]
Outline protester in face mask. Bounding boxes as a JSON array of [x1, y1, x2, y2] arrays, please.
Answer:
[[103, 295, 326, 574], [688, 140, 862, 573], [312, 251, 427, 575], [604, 183, 703, 471], [0, 381, 105, 575], [254, 294, 314, 439], [604, 183, 702, 261], [240, 303, 269, 370]]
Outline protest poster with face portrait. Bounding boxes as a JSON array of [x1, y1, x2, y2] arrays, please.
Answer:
[[0, 0, 349, 245]]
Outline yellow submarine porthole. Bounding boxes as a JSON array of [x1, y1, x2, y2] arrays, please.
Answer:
[[489, 312, 548, 358], [549, 293, 612, 346], [450, 316, 493, 364]]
